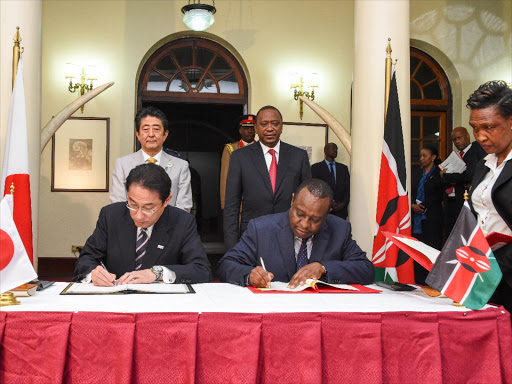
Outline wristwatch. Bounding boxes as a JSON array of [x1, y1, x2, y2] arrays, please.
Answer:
[[151, 266, 163, 281]]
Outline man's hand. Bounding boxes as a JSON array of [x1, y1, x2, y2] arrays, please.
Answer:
[[116, 269, 157, 285], [288, 262, 325, 289], [440, 168, 447, 176], [91, 265, 117, 287], [248, 266, 274, 288], [411, 203, 426, 214]]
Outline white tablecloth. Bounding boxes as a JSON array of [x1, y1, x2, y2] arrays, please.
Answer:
[[1, 282, 495, 313]]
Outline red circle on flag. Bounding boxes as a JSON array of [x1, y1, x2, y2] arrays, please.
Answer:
[[0, 229, 15, 270]]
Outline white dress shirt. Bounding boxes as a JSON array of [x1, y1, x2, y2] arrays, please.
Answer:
[[471, 150, 512, 237], [142, 149, 163, 164], [259, 141, 281, 171]]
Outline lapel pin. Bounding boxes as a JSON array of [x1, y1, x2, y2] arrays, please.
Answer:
[[157, 245, 164, 249]]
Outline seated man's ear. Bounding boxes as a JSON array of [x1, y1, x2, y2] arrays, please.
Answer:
[[290, 193, 295, 207], [164, 194, 172, 207]]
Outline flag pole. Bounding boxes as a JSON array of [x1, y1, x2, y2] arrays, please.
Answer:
[[384, 38, 392, 121], [12, 27, 22, 90]]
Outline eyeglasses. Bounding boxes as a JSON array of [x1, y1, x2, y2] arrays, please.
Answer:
[[126, 202, 158, 215]]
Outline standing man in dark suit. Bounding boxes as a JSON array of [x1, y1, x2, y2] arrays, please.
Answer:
[[311, 142, 350, 219], [441, 126, 486, 236], [223, 105, 311, 251], [218, 179, 374, 288], [74, 163, 211, 286]]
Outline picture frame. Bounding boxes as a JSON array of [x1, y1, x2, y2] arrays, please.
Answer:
[[281, 122, 328, 164], [52, 117, 110, 192]]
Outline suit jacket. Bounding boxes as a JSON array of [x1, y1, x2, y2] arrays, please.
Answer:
[[74, 203, 211, 283], [217, 211, 374, 286], [110, 149, 193, 212], [223, 141, 312, 251], [442, 142, 487, 209], [469, 158, 512, 288], [220, 141, 241, 210], [311, 160, 350, 219]]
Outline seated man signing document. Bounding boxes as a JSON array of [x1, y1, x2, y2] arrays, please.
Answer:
[[217, 179, 374, 288], [74, 163, 211, 286]]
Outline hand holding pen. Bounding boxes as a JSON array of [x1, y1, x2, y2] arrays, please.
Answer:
[[248, 257, 274, 288], [91, 262, 117, 287]]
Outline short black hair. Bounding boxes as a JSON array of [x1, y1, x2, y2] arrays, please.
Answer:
[[467, 80, 512, 118], [256, 105, 283, 122], [294, 178, 333, 203], [125, 163, 171, 202], [135, 106, 169, 132]]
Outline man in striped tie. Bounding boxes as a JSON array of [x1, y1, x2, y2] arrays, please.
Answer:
[[74, 163, 211, 286]]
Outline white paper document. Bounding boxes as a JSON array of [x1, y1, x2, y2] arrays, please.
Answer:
[[439, 151, 466, 174], [62, 282, 192, 295], [259, 280, 358, 292]]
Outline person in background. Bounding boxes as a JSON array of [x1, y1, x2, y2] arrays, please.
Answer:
[[219, 114, 256, 210], [110, 106, 193, 212], [441, 126, 486, 237], [412, 145, 444, 284], [467, 80, 512, 314], [311, 142, 350, 220], [223, 105, 311, 251]]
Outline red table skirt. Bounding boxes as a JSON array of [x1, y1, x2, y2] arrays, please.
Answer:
[[1, 308, 511, 384]]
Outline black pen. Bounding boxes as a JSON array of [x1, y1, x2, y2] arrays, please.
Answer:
[[100, 261, 116, 285]]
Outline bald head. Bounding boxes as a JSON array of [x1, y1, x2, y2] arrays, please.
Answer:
[[451, 127, 470, 151]]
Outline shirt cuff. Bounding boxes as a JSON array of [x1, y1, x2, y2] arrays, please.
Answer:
[[81, 272, 92, 283], [162, 266, 176, 283]]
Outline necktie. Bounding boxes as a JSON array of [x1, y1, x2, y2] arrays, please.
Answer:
[[296, 238, 309, 271], [147, 157, 157, 164], [135, 228, 149, 270], [329, 162, 335, 183], [459, 150, 464, 159], [268, 149, 277, 193]]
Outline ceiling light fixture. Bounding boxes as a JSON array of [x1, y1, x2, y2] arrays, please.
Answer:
[[182, 1, 216, 32]]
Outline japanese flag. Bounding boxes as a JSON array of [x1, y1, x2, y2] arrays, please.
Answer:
[[0, 194, 37, 293]]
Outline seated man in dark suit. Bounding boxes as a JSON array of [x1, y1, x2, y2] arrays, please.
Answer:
[[311, 142, 350, 219], [217, 179, 374, 288], [441, 126, 486, 236], [74, 163, 211, 286]]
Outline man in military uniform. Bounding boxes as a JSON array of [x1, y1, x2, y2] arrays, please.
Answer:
[[220, 114, 256, 209]]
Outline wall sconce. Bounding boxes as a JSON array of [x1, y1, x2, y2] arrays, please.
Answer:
[[65, 63, 97, 113], [290, 73, 318, 120]]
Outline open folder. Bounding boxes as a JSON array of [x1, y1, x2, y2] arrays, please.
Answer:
[[61, 282, 195, 295], [248, 280, 380, 294]]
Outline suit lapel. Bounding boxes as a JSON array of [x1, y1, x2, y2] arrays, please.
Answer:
[[275, 143, 290, 196], [143, 208, 173, 268], [251, 142, 274, 196], [118, 209, 137, 273], [276, 213, 297, 280], [493, 160, 512, 192], [310, 221, 330, 263], [160, 152, 174, 174]]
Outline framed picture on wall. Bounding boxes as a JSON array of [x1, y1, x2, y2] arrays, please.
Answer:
[[281, 122, 328, 164], [51, 117, 110, 192]]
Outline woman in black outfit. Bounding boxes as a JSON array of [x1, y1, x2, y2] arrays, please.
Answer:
[[467, 80, 512, 314], [412, 146, 444, 284]]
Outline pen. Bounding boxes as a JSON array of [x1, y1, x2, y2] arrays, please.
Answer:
[[260, 257, 267, 271], [100, 261, 116, 285]]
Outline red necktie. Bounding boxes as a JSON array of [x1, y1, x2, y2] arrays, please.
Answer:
[[268, 149, 277, 193]]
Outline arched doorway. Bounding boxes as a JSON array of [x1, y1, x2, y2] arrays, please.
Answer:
[[410, 47, 452, 179], [136, 34, 250, 253]]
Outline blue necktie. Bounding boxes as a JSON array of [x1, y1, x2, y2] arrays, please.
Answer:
[[296, 238, 309, 271], [329, 162, 336, 183]]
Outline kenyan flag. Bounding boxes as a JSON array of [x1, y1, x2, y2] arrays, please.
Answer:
[[426, 203, 502, 309]]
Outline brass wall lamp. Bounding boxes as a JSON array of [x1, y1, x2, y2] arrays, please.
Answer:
[[290, 72, 319, 120], [65, 63, 97, 113]]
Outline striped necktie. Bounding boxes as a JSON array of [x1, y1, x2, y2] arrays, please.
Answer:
[[296, 238, 310, 271], [135, 228, 149, 270], [268, 149, 277, 193]]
